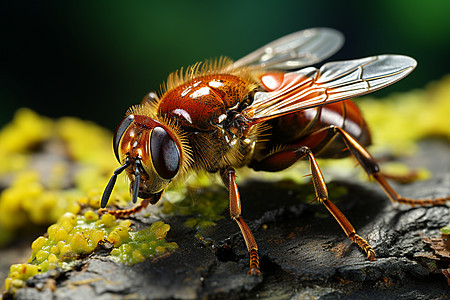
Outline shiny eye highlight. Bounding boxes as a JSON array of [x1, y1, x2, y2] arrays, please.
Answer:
[[150, 127, 180, 179], [113, 114, 135, 162]]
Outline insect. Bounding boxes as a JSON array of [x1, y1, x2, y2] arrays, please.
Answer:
[[99, 28, 450, 275]]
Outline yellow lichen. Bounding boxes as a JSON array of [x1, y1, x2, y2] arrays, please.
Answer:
[[109, 221, 178, 265], [0, 108, 52, 161], [359, 74, 450, 154], [4, 209, 177, 294], [0, 109, 131, 246], [162, 185, 228, 233]]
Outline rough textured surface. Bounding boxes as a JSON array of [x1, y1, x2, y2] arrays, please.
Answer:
[[6, 139, 450, 299]]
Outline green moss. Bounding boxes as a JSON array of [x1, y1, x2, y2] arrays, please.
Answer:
[[4, 211, 176, 294], [110, 221, 178, 265], [440, 226, 450, 235], [441, 226, 450, 250], [162, 185, 228, 234]]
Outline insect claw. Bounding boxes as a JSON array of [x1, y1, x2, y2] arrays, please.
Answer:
[[367, 249, 377, 261], [248, 268, 261, 276]]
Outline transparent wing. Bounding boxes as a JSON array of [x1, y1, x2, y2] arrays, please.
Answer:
[[232, 28, 344, 70], [243, 55, 417, 123]]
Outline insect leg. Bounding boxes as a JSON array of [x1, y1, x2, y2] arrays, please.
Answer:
[[252, 146, 376, 260], [220, 166, 261, 275], [330, 126, 450, 206], [98, 191, 163, 218], [302, 147, 377, 260], [98, 199, 151, 218]]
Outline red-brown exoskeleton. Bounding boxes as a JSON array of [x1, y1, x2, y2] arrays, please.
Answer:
[[99, 28, 450, 275]]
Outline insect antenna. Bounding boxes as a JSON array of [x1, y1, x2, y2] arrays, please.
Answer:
[[132, 158, 142, 204], [101, 156, 132, 208]]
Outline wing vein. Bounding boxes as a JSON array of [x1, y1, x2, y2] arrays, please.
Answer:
[[243, 55, 417, 124]]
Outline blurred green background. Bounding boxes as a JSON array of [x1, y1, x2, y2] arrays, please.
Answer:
[[1, 0, 450, 131]]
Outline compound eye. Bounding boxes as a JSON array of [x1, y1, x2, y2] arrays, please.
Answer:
[[150, 127, 180, 179], [113, 114, 135, 162]]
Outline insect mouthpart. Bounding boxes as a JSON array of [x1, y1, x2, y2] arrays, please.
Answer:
[[100, 155, 144, 208], [131, 157, 144, 204]]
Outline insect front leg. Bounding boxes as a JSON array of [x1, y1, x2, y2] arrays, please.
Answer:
[[98, 199, 151, 218], [98, 192, 162, 218], [220, 166, 261, 275], [251, 146, 377, 261], [327, 126, 450, 207]]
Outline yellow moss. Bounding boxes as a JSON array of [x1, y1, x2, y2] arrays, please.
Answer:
[[84, 210, 99, 222], [59, 244, 74, 260], [90, 229, 105, 245], [359, 75, 450, 154], [132, 250, 145, 262], [0, 170, 86, 232], [107, 231, 123, 247], [0, 108, 52, 156], [120, 219, 132, 227], [155, 246, 166, 254], [35, 250, 49, 264], [48, 253, 59, 264], [0, 108, 128, 248], [47, 161, 69, 190], [381, 162, 431, 181], [440, 226, 450, 235], [70, 232, 89, 253], [7, 264, 40, 286], [50, 245, 59, 255], [0, 172, 42, 229], [151, 222, 170, 240], [60, 219, 75, 233], [68, 201, 82, 215], [100, 213, 116, 228], [3, 211, 131, 292], [109, 221, 178, 265], [31, 237, 48, 255], [55, 227, 69, 242], [163, 185, 228, 235], [4, 204, 180, 294]]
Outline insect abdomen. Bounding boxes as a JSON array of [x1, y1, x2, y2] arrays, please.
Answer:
[[254, 100, 371, 160]]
